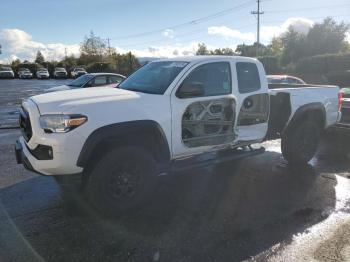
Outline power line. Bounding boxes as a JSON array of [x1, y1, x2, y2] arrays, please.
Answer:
[[265, 3, 350, 14], [108, 3, 350, 47], [107, 38, 111, 55], [108, 0, 255, 40], [115, 21, 257, 49], [124, 13, 349, 50]]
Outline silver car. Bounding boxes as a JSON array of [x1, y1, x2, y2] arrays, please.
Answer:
[[36, 68, 50, 79], [45, 73, 126, 92]]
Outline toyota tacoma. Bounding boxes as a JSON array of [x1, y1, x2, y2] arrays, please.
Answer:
[[15, 56, 341, 214]]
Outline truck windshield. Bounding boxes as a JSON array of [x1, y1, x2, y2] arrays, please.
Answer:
[[119, 61, 188, 94]]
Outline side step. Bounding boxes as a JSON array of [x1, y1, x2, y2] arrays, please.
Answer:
[[170, 146, 265, 173]]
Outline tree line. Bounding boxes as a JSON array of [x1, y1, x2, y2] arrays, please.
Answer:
[[195, 18, 350, 86], [10, 31, 141, 76], [196, 18, 349, 61]]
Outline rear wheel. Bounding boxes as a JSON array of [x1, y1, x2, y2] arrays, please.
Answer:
[[281, 120, 321, 165], [85, 146, 157, 215]]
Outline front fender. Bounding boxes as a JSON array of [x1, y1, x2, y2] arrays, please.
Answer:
[[77, 120, 171, 167]]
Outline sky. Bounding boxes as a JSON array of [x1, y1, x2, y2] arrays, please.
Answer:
[[0, 0, 349, 63]]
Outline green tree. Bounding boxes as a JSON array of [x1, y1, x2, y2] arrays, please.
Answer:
[[305, 17, 350, 57], [235, 42, 267, 57], [210, 47, 236, 55], [280, 28, 306, 65], [80, 31, 107, 62], [196, 43, 210, 55], [279, 18, 349, 65], [114, 52, 140, 75], [266, 37, 283, 56], [35, 51, 45, 64], [61, 55, 78, 70], [11, 58, 21, 71]]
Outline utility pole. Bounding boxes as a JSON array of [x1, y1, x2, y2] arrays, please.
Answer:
[[129, 52, 132, 74], [251, 0, 264, 57], [107, 38, 111, 56], [64, 47, 67, 60]]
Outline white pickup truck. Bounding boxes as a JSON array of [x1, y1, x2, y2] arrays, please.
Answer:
[[15, 56, 341, 214]]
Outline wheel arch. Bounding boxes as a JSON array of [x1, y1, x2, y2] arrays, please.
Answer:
[[77, 120, 171, 170], [283, 102, 326, 135]]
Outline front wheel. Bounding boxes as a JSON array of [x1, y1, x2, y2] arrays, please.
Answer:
[[85, 146, 157, 215], [281, 120, 321, 165]]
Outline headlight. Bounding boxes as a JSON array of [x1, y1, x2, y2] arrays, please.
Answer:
[[39, 114, 87, 133]]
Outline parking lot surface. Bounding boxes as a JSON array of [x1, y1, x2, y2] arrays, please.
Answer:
[[0, 79, 350, 262], [0, 79, 69, 128]]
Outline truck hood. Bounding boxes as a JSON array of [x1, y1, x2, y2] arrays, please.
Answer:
[[45, 85, 71, 93], [31, 87, 138, 113]]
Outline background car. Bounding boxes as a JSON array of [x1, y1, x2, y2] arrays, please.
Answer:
[[53, 67, 68, 78], [0, 66, 15, 79], [18, 68, 33, 79], [45, 73, 126, 92], [336, 87, 350, 129], [267, 75, 306, 85], [71, 67, 87, 78], [36, 68, 50, 79]]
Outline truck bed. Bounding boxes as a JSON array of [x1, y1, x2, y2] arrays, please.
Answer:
[[266, 84, 340, 140]]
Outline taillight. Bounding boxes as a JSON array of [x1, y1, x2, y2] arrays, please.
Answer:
[[338, 91, 343, 111]]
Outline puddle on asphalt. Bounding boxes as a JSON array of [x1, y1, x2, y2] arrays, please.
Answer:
[[262, 175, 350, 262]]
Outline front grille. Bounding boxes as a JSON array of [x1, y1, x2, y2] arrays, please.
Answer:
[[19, 107, 32, 141], [0, 72, 13, 77]]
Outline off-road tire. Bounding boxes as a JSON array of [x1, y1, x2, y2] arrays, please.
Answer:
[[281, 120, 321, 165], [85, 146, 157, 215]]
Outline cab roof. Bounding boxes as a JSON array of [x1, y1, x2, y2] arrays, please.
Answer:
[[156, 55, 258, 63]]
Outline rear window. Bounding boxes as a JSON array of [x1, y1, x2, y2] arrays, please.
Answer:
[[236, 62, 261, 93]]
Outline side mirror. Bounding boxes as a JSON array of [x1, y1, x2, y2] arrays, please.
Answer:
[[176, 82, 204, 98]]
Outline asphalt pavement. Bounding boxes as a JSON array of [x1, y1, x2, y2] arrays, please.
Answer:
[[0, 79, 349, 262], [0, 79, 70, 128]]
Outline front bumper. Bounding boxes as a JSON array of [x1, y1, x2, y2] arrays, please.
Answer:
[[15, 139, 40, 174], [54, 74, 67, 78], [15, 135, 84, 176], [38, 74, 49, 79], [0, 72, 14, 78], [15, 99, 85, 176], [20, 75, 33, 79]]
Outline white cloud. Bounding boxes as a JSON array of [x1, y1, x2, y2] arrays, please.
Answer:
[[346, 32, 350, 43], [207, 26, 255, 41], [0, 17, 321, 62], [260, 17, 314, 43], [0, 28, 80, 62], [206, 18, 314, 45], [282, 17, 314, 34], [117, 42, 201, 58], [162, 29, 175, 39]]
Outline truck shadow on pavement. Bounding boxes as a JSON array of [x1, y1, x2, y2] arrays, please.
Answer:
[[0, 150, 338, 262]]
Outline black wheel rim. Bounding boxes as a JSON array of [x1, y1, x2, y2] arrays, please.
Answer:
[[107, 163, 142, 199]]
